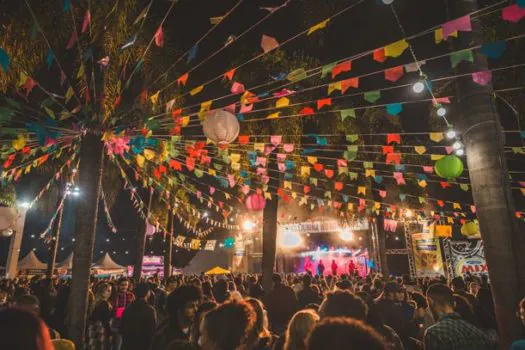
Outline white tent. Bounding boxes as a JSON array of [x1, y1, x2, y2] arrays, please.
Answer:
[[18, 251, 47, 271], [92, 253, 126, 275], [57, 253, 73, 270]]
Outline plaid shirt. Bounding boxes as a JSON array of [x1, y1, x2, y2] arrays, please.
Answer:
[[424, 312, 497, 350]]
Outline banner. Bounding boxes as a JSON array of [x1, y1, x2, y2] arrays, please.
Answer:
[[446, 239, 487, 277], [411, 232, 444, 277]]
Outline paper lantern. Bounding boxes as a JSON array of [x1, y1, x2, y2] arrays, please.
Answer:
[[245, 193, 266, 211], [1, 228, 13, 237], [461, 221, 480, 237], [434, 155, 464, 179], [146, 222, 156, 236], [202, 110, 239, 147]]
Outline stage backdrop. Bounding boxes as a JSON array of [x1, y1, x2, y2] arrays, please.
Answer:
[[411, 232, 444, 277], [444, 239, 487, 278]]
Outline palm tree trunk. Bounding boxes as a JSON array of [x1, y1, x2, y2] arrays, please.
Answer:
[[68, 133, 105, 348], [262, 152, 280, 293], [452, 0, 525, 345], [376, 215, 389, 277], [133, 189, 153, 282], [164, 213, 173, 278]]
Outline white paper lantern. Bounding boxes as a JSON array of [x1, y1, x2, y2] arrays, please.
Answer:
[[202, 110, 240, 147]]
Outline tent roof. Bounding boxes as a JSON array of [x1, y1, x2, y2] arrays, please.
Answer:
[[56, 253, 73, 269], [18, 251, 47, 270], [92, 253, 125, 270], [205, 266, 230, 275]]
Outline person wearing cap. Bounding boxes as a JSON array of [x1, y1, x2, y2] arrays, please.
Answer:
[[376, 282, 414, 343], [120, 283, 157, 350]]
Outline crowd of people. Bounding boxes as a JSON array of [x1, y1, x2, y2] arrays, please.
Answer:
[[0, 270, 524, 350]]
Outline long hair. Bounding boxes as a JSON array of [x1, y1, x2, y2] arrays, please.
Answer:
[[0, 308, 54, 350], [284, 309, 319, 350]]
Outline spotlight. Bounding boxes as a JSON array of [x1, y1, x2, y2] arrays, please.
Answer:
[[446, 130, 456, 139], [382, 0, 394, 3], [405, 209, 413, 218], [455, 148, 465, 156], [242, 219, 255, 231], [437, 107, 447, 117], [412, 81, 425, 94], [279, 230, 302, 249], [339, 229, 353, 242], [453, 141, 463, 150], [203, 211, 208, 218], [18, 201, 31, 209]]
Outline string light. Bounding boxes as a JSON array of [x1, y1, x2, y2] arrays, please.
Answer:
[[382, 0, 394, 4], [412, 81, 425, 94], [446, 129, 457, 139], [453, 141, 463, 150], [455, 148, 465, 156], [242, 219, 255, 231], [437, 106, 447, 117]]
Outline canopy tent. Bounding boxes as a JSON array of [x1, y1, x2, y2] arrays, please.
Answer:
[[92, 253, 126, 275], [183, 250, 229, 275], [57, 253, 74, 270], [18, 251, 47, 271], [205, 266, 230, 275]]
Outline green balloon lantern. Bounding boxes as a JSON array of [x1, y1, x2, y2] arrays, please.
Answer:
[[461, 220, 480, 237], [434, 155, 464, 179]]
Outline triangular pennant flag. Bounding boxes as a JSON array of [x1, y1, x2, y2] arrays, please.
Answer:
[[177, 73, 189, 86], [317, 98, 331, 110], [364, 90, 381, 103], [386, 103, 402, 116], [450, 50, 474, 68], [341, 77, 359, 93], [154, 26, 164, 47], [321, 63, 336, 78], [224, 68, 236, 81], [373, 48, 386, 63], [261, 34, 279, 53], [443, 15, 472, 39], [187, 45, 198, 63], [331, 60, 352, 79], [66, 30, 78, 49], [384, 66, 404, 82], [480, 41, 506, 59], [384, 39, 409, 58], [307, 19, 329, 35]]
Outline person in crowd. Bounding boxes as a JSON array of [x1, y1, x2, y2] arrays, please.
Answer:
[[190, 301, 217, 344], [90, 282, 113, 345], [150, 284, 202, 350], [13, 294, 61, 339], [317, 260, 325, 277], [348, 259, 356, 276], [0, 308, 55, 350], [248, 275, 266, 300], [112, 277, 135, 350], [451, 277, 476, 306], [120, 283, 157, 350], [331, 260, 338, 276], [264, 273, 299, 334], [376, 282, 414, 341], [199, 300, 256, 350], [202, 281, 215, 302], [424, 283, 497, 350], [212, 279, 230, 303], [281, 309, 319, 350], [511, 296, 525, 349], [246, 298, 275, 350], [307, 317, 386, 350], [296, 274, 322, 309]]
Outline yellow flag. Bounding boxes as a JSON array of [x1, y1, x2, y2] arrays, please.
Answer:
[[430, 154, 445, 161], [200, 100, 212, 112], [357, 186, 366, 195], [307, 19, 329, 35], [230, 153, 241, 163], [328, 82, 342, 95], [231, 162, 241, 171], [143, 149, 155, 160], [348, 203, 354, 211], [307, 156, 318, 164], [24, 165, 31, 174], [374, 202, 381, 210], [209, 169, 216, 176], [301, 166, 311, 176], [521, 188, 525, 196], [414, 146, 427, 155], [435, 28, 458, 43], [190, 85, 204, 96], [150, 91, 160, 105], [453, 202, 462, 210], [136, 154, 145, 168], [284, 181, 292, 189], [429, 132, 444, 142], [384, 39, 409, 58], [447, 217, 454, 224], [365, 169, 375, 177], [276, 97, 290, 108], [181, 116, 190, 127], [267, 112, 280, 119], [254, 143, 265, 152], [418, 180, 428, 188], [224, 193, 232, 200], [291, 191, 297, 199], [264, 192, 272, 200]]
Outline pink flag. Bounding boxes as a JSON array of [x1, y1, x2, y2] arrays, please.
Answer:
[[154, 26, 164, 47], [278, 163, 286, 172], [433, 97, 451, 105], [264, 145, 276, 155], [273, 88, 294, 97], [502, 4, 525, 23], [60, 71, 66, 86], [277, 153, 286, 161], [472, 70, 492, 86], [443, 15, 472, 38], [209, 186, 215, 195], [393, 172, 406, 185], [231, 82, 245, 94], [261, 34, 279, 53], [257, 167, 267, 175], [82, 10, 91, 33], [445, 146, 454, 154], [66, 30, 78, 49], [196, 191, 202, 199], [227, 174, 236, 187], [256, 157, 267, 166], [261, 175, 270, 184], [283, 144, 294, 153], [242, 185, 250, 195], [240, 104, 253, 113], [423, 166, 434, 173], [270, 135, 282, 146]]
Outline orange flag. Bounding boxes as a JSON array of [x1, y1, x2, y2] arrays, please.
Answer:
[[177, 73, 189, 86]]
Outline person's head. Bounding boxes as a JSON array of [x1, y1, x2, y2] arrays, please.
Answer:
[[117, 277, 129, 293], [13, 294, 40, 316], [245, 298, 270, 339], [302, 274, 312, 287], [373, 278, 383, 291], [0, 308, 54, 350], [284, 309, 319, 350], [383, 282, 404, 302], [135, 282, 151, 299], [272, 273, 282, 287], [453, 294, 478, 326], [168, 285, 202, 326], [518, 296, 525, 327], [335, 279, 352, 291], [190, 302, 217, 344], [469, 281, 480, 296], [410, 292, 428, 319], [307, 317, 386, 350], [319, 290, 367, 320], [95, 282, 112, 301], [199, 300, 256, 350], [451, 277, 466, 293], [0, 289, 8, 305], [165, 276, 178, 292], [426, 283, 455, 319]]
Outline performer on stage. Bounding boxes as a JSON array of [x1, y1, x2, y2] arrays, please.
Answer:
[[317, 260, 325, 276], [304, 258, 313, 274], [331, 260, 338, 276], [348, 259, 356, 276]]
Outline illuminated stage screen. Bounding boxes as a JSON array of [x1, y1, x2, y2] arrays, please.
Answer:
[[277, 230, 371, 277]]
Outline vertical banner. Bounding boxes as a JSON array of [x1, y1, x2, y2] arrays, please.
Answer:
[[411, 232, 444, 277], [447, 240, 487, 277]]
